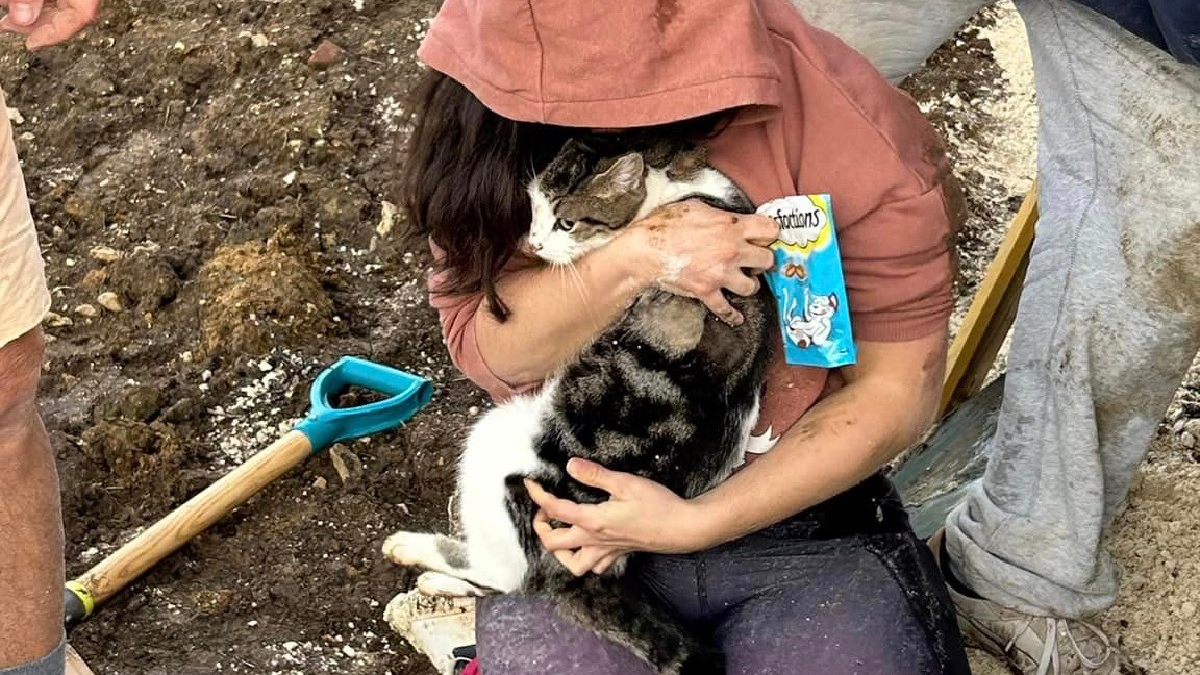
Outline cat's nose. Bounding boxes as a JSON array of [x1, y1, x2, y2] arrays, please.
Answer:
[[530, 242, 543, 252]]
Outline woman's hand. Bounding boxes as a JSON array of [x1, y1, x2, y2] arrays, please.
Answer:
[[0, 0, 100, 49], [524, 458, 716, 576], [620, 200, 778, 326]]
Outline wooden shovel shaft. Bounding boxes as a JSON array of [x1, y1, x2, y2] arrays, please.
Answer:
[[73, 430, 313, 607]]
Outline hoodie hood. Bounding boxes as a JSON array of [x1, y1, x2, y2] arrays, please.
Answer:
[[417, 0, 783, 127]]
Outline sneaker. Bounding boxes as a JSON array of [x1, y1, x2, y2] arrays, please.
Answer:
[[384, 589, 477, 675], [927, 530, 1144, 675]]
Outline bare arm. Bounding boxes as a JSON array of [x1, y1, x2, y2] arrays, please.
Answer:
[[690, 332, 946, 544], [475, 200, 779, 387]]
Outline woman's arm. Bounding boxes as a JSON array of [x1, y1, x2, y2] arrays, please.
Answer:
[[691, 331, 945, 544], [525, 332, 946, 573], [472, 201, 779, 388]]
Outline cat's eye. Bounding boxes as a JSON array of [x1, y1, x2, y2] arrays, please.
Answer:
[[553, 218, 576, 232]]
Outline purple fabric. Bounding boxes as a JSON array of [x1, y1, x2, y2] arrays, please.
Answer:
[[475, 503, 970, 675]]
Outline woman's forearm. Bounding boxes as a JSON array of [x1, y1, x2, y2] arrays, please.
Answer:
[[472, 200, 779, 388], [691, 338, 943, 547], [475, 232, 653, 386]]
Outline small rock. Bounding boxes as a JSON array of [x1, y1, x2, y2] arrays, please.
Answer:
[[81, 269, 109, 289], [1181, 601, 1197, 619], [341, 645, 357, 657], [160, 397, 200, 424], [44, 312, 73, 328], [467, 406, 480, 417], [282, 170, 297, 186], [376, 200, 398, 237], [97, 292, 123, 312], [1182, 431, 1197, 449], [313, 476, 328, 490], [74, 303, 99, 318], [308, 39, 347, 66], [250, 33, 270, 48], [329, 444, 363, 485], [6, 106, 23, 124], [90, 245, 122, 262], [93, 384, 165, 423], [88, 78, 116, 97]]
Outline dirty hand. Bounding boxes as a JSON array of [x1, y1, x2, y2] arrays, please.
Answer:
[[525, 458, 715, 577], [0, 0, 100, 50], [623, 199, 778, 326]]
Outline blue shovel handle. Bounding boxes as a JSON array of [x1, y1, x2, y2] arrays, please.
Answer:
[[295, 356, 434, 453]]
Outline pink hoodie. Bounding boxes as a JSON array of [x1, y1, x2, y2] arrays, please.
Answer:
[[419, 0, 959, 447]]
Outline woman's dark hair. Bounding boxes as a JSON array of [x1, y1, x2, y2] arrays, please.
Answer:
[[402, 70, 734, 321]]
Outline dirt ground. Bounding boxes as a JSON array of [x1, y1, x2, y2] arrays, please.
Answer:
[[2, 1, 1196, 674]]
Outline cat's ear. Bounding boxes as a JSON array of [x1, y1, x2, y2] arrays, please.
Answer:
[[542, 139, 597, 192], [591, 153, 646, 200]]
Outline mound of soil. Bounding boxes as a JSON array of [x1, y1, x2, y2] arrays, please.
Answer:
[[198, 239, 335, 358]]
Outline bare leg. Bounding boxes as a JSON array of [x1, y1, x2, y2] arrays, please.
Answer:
[[0, 328, 64, 667]]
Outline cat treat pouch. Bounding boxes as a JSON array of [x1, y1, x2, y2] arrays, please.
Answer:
[[757, 194, 857, 368]]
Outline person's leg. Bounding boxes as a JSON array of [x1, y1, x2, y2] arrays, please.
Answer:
[[789, 0, 991, 82], [707, 530, 971, 675], [0, 83, 64, 671], [941, 0, 1200, 669], [474, 595, 660, 675]]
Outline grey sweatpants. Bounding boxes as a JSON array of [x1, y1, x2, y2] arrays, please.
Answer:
[[793, 0, 1200, 618], [943, 0, 1200, 619]]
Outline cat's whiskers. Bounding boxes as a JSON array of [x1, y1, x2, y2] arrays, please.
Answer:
[[552, 260, 604, 328]]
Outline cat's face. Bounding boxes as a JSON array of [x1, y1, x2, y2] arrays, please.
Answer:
[[807, 293, 837, 318], [526, 142, 648, 265]]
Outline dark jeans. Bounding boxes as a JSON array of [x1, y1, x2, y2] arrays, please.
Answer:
[[477, 474, 972, 675]]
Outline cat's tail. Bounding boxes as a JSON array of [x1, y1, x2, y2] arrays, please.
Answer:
[[530, 570, 724, 675]]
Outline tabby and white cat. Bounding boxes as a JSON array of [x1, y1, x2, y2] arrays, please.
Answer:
[[384, 138, 775, 675]]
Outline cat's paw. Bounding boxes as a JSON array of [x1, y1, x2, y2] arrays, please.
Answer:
[[382, 531, 439, 568], [416, 571, 489, 598]]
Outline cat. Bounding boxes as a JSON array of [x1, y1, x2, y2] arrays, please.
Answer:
[[383, 138, 776, 675], [785, 289, 838, 348]]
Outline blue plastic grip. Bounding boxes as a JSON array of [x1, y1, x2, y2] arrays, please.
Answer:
[[294, 356, 434, 453]]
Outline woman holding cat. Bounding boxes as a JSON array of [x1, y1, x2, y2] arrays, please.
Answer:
[[404, 0, 970, 673]]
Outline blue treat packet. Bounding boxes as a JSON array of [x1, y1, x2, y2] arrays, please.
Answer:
[[757, 194, 857, 368]]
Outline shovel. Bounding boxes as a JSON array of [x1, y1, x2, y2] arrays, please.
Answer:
[[63, 355, 433, 626]]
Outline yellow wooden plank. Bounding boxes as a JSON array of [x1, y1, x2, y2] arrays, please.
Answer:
[[940, 179, 1040, 416], [66, 644, 96, 675]]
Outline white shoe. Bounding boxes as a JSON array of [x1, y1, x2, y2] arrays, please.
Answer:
[[927, 530, 1143, 675]]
